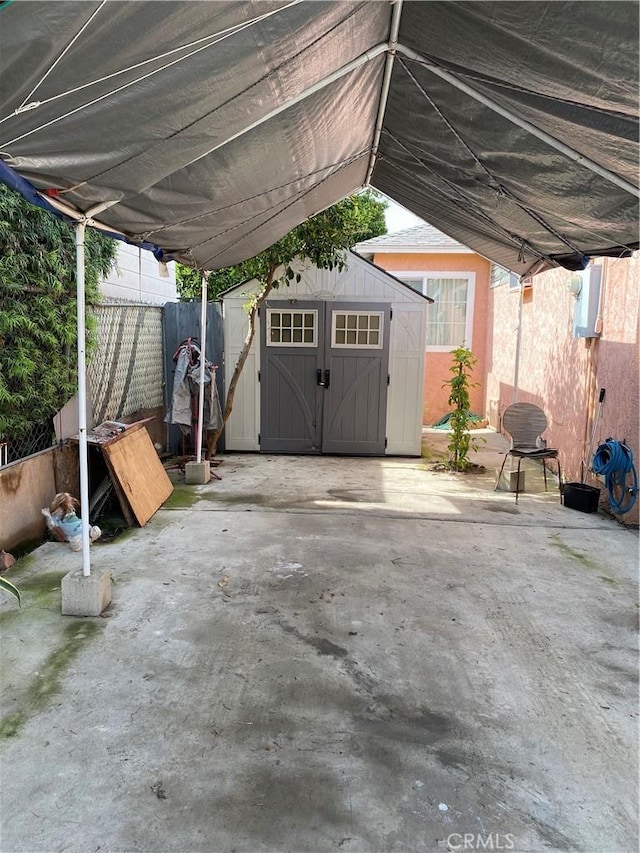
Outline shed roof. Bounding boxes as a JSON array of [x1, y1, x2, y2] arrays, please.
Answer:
[[220, 250, 433, 302], [0, 1, 637, 277]]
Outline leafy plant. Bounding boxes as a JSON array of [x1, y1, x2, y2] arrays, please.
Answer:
[[176, 190, 387, 457], [0, 185, 117, 447], [0, 576, 20, 605], [443, 345, 483, 471]]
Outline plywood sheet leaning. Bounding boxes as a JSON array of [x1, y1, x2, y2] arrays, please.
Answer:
[[101, 427, 173, 526]]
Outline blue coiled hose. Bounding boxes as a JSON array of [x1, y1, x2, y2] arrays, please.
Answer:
[[592, 438, 638, 514]]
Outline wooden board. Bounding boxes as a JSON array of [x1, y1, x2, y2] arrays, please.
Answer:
[[100, 455, 136, 527], [102, 427, 173, 526]]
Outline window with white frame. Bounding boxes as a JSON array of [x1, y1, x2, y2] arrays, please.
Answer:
[[395, 272, 475, 350], [331, 311, 383, 348], [491, 265, 520, 290], [266, 309, 317, 346]]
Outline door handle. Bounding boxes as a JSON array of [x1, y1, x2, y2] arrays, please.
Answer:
[[316, 368, 325, 387], [324, 369, 330, 389]]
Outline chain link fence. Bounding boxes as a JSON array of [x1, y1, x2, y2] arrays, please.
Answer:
[[1, 303, 165, 467], [87, 304, 164, 423], [2, 422, 57, 465]]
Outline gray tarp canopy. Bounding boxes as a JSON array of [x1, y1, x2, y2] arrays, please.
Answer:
[[1, 1, 638, 276]]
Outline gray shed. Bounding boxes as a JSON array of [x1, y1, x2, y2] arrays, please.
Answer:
[[222, 251, 429, 456]]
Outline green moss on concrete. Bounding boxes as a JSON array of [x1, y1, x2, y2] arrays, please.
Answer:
[[160, 483, 292, 510], [0, 709, 27, 738], [0, 619, 102, 738], [548, 534, 601, 571], [0, 571, 65, 625], [598, 575, 618, 586], [21, 571, 67, 609], [1, 568, 105, 737], [11, 553, 36, 571], [162, 485, 200, 509]]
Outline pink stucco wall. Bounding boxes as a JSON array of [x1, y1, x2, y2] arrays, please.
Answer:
[[486, 254, 639, 524], [373, 252, 491, 424]]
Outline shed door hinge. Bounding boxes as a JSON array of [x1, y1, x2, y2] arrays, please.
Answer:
[[258, 370, 261, 382], [387, 374, 390, 386], [385, 437, 388, 449], [258, 433, 261, 445], [390, 308, 393, 320]]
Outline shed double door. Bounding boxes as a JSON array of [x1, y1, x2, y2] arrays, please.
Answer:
[[260, 301, 390, 455]]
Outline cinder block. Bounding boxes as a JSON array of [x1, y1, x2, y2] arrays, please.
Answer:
[[62, 569, 112, 616], [185, 461, 211, 485], [497, 468, 525, 492]]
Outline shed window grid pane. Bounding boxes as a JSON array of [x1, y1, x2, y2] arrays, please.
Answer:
[[267, 309, 316, 346], [332, 312, 383, 348]]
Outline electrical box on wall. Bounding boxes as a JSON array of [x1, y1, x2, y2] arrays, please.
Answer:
[[570, 265, 602, 338]]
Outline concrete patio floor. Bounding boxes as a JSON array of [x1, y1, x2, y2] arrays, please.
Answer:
[[0, 435, 638, 853]]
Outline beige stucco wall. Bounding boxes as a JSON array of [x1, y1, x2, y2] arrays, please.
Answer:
[[0, 445, 79, 553], [372, 252, 491, 424], [486, 254, 639, 524]]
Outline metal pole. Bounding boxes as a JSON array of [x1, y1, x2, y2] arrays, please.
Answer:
[[75, 221, 91, 576], [396, 44, 640, 199], [512, 279, 524, 404], [195, 273, 208, 464], [365, 0, 403, 186], [186, 43, 388, 171]]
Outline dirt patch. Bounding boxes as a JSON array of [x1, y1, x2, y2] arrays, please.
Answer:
[[420, 445, 447, 462], [426, 461, 486, 474]]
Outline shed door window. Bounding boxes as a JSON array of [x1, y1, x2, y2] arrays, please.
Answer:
[[267, 309, 317, 346], [332, 312, 383, 348]]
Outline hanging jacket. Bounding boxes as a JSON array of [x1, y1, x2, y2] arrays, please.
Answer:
[[166, 340, 222, 431]]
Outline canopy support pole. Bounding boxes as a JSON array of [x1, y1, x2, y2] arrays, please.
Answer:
[[195, 273, 208, 464], [75, 220, 91, 577], [365, 0, 403, 187], [513, 278, 525, 404], [396, 44, 640, 199]]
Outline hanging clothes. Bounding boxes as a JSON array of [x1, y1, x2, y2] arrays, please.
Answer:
[[166, 338, 222, 435]]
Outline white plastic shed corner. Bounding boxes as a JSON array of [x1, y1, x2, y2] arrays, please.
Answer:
[[222, 251, 428, 456]]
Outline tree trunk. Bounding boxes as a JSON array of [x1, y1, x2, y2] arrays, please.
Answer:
[[205, 266, 278, 458]]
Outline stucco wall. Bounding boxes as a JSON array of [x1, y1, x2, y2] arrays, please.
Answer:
[[0, 445, 79, 552], [486, 254, 639, 524], [372, 252, 491, 423]]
